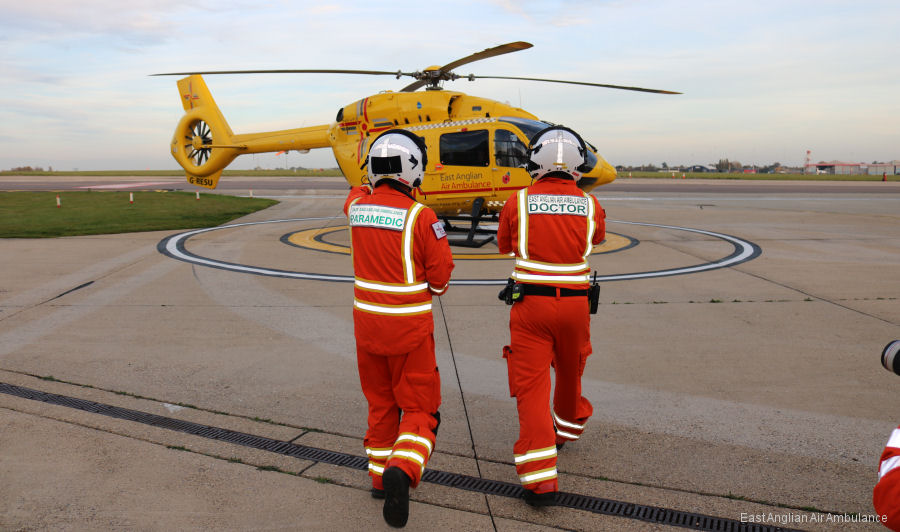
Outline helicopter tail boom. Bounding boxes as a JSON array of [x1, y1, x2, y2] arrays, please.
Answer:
[[169, 74, 332, 189]]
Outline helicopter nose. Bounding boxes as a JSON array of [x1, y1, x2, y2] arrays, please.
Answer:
[[582, 155, 617, 188]]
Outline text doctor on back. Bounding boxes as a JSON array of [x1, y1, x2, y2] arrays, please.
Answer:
[[496, 126, 605, 506]]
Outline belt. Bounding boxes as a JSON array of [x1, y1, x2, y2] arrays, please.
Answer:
[[521, 285, 589, 297]]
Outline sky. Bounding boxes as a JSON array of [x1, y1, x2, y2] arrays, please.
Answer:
[[1, 0, 898, 171]]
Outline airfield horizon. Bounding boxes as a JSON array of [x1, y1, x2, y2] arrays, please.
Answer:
[[0, 169, 896, 182]]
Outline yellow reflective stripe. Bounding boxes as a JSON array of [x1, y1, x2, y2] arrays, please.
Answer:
[[402, 203, 425, 284], [515, 258, 588, 273], [390, 449, 426, 467], [395, 433, 433, 456], [584, 192, 595, 259], [355, 278, 428, 294], [519, 467, 558, 484], [353, 300, 432, 315], [511, 272, 590, 283], [517, 188, 528, 260], [553, 411, 585, 430], [514, 446, 557, 464]]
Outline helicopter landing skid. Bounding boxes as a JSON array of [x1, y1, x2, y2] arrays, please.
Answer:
[[441, 197, 497, 248]]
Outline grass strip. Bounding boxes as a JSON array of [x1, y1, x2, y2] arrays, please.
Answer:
[[0, 191, 277, 238]]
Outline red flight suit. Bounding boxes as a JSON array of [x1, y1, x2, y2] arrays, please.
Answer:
[[343, 184, 454, 491], [497, 175, 605, 494], [875, 425, 900, 530]]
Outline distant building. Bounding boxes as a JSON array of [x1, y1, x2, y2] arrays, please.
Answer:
[[688, 165, 714, 172], [806, 160, 899, 175], [868, 161, 900, 175]]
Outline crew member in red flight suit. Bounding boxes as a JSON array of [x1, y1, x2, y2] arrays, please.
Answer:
[[343, 129, 454, 528], [497, 126, 605, 506], [875, 425, 900, 530], [875, 341, 900, 530]]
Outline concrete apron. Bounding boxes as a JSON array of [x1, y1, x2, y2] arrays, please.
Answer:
[[1, 186, 899, 531]]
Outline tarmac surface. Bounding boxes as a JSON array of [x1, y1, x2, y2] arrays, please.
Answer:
[[2, 176, 900, 531]]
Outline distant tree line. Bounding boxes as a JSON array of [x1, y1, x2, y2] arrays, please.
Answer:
[[6, 166, 51, 172]]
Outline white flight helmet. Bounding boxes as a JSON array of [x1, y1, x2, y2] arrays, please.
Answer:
[[526, 126, 588, 182], [366, 129, 427, 188]]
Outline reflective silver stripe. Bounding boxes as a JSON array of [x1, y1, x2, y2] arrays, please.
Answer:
[[396, 433, 433, 455], [517, 189, 528, 260], [553, 412, 585, 430], [514, 446, 557, 464], [882, 456, 900, 479], [515, 258, 588, 273], [402, 203, 425, 283], [390, 449, 426, 467], [512, 272, 590, 283], [556, 428, 580, 440], [355, 278, 428, 293], [354, 300, 432, 315], [887, 428, 900, 449], [429, 282, 449, 295], [366, 448, 393, 458], [369, 463, 385, 474], [519, 468, 558, 484], [584, 193, 595, 259]]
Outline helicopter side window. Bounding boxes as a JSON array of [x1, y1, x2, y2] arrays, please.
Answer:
[[494, 129, 528, 168], [439, 130, 489, 167]]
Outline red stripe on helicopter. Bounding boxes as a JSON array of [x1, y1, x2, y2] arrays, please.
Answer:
[[415, 185, 523, 196]]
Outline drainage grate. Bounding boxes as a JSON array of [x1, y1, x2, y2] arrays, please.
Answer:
[[0, 382, 801, 532]]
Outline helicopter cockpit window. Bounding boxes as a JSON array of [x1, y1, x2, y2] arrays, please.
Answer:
[[498, 117, 551, 144], [494, 129, 528, 168], [439, 130, 489, 167], [582, 149, 598, 174]]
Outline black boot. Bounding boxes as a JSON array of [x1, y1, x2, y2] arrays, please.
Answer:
[[382, 466, 411, 527], [523, 488, 557, 507]]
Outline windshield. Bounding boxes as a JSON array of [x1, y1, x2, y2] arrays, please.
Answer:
[[498, 117, 551, 142]]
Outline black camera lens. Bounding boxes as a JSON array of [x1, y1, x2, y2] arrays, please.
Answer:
[[882, 340, 900, 375]]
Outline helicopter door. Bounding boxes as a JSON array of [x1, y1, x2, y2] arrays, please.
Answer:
[[492, 128, 529, 193]]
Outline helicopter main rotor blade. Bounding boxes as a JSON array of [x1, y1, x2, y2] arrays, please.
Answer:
[[468, 75, 681, 94], [400, 41, 534, 92], [440, 41, 533, 75], [152, 69, 417, 77]]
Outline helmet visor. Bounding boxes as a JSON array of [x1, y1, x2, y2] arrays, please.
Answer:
[[370, 155, 403, 175]]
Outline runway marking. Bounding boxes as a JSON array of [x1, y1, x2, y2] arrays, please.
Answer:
[[282, 225, 636, 259], [158, 218, 760, 284], [76, 181, 177, 189]]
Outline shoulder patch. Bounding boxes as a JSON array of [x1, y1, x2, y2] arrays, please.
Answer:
[[431, 221, 447, 239]]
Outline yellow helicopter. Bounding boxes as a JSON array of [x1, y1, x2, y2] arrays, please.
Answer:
[[157, 42, 678, 246]]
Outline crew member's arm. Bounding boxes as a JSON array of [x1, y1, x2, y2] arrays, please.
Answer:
[[591, 195, 606, 245], [496, 196, 517, 256], [343, 185, 372, 216], [417, 208, 454, 295]]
